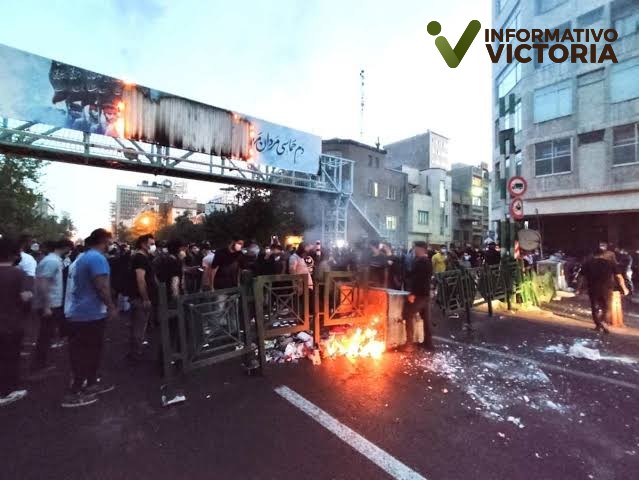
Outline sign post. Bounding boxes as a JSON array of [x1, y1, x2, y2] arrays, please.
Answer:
[[505, 176, 528, 256]]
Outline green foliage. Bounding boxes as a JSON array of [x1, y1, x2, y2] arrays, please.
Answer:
[[0, 155, 75, 240], [156, 187, 316, 247]]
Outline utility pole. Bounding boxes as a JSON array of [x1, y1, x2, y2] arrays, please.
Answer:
[[360, 69, 365, 141]]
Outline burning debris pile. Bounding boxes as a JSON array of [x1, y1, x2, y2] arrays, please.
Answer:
[[320, 319, 385, 360], [264, 318, 386, 364]]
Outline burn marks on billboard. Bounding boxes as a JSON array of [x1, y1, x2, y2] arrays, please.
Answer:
[[0, 43, 321, 174]]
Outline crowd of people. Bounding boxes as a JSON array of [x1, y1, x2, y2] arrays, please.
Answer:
[[1, 227, 637, 409]]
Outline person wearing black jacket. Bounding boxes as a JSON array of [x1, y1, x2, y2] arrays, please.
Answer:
[[404, 241, 434, 351]]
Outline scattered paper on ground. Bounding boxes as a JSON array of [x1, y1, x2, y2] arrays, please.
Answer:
[[403, 344, 570, 424]]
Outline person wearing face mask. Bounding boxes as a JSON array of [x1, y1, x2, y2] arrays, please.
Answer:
[[63, 228, 116, 408], [127, 234, 157, 361], [460, 249, 472, 269], [210, 237, 245, 291], [431, 247, 447, 275]]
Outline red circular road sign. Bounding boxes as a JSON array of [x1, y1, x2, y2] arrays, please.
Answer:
[[510, 197, 525, 220], [508, 176, 528, 197]]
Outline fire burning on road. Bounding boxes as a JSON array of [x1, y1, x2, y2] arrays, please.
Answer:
[[322, 317, 385, 360]]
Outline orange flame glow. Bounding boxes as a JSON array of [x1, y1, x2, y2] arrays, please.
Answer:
[[115, 101, 125, 137], [322, 317, 385, 360]]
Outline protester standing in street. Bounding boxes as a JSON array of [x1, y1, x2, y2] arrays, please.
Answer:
[[63, 228, 116, 408], [431, 247, 447, 275], [200, 243, 215, 291], [17, 234, 37, 287], [183, 244, 203, 293], [289, 243, 314, 291], [31, 239, 72, 376], [154, 239, 185, 302], [404, 241, 434, 351], [366, 240, 387, 287], [484, 242, 501, 266], [210, 237, 245, 290], [581, 248, 628, 333], [128, 234, 157, 361], [0, 238, 33, 407]]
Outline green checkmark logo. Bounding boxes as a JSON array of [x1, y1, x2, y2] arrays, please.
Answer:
[[428, 20, 482, 68]]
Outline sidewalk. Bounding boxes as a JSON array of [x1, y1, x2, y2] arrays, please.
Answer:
[[544, 292, 639, 330], [472, 291, 639, 338]]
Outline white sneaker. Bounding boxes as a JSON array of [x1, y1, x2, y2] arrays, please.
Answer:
[[0, 390, 28, 407]]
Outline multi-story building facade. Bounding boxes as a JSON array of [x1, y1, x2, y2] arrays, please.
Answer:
[[35, 195, 54, 218], [114, 179, 196, 235], [384, 131, 453, 247], [385, 130, 451, 171], [402, 166, 453, 248], [322, 139, 407, 247], [451, 163, 490, 247], [492, 0, 639, 254]]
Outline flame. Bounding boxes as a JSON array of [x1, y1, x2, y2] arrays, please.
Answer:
[[322, 317, 385, 360], [115, 101, 126, 137]]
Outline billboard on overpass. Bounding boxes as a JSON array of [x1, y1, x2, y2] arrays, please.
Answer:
[[0, 43, 321, 174]]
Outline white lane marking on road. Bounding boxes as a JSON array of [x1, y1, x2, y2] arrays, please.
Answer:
[[274, 385, 427, 480], [433, 336, 639, 392]]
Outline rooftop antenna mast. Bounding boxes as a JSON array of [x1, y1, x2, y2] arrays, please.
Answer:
[[360, 69, 365, 141]]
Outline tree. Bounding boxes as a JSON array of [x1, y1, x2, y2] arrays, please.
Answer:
[[116, 222, 134, 244], [0, 155, 75, 239], [154, 186, 317, 248]]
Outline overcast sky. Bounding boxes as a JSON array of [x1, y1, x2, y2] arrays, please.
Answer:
[[1, 0, 492, 237]]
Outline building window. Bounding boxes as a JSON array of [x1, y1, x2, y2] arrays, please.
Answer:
[[368, 180, 379, 197], [534, 22, 571, 68], [375, 157, 380, 168], [368, 155, 373, 167], [503, 100, 522, 134], [614, 3, 639, 38], [514, 101, 522, 133], [535, 138, 571, 176], [534, 80, 573, 123], [515, 152, 522, 176], [387, 185, 398, 200], [497, 62, 522, 98], [472, 197, 482, 207], [418, 210, 429, 225], [444, 215, 449, 228], [386, 215, 397, 231], [578, 7, 604, 27], [439, 180, 446, 203], [611, 56, 639, 103], [536, 0, 567, 15], [613, 123, 639, 166]]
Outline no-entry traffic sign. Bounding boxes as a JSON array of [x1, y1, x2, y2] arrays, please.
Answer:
[[510, 197, 525, 220], [508, 176, 527, 197]]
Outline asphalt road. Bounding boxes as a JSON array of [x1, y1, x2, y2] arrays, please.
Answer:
[[2, 312, 638, 480]]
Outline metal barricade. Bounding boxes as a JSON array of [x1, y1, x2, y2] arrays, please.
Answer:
[[253, 274, 310, 367], [313, 271, 368, 341], [434, 269, 478, 327], [157, 283, 261, 380]]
